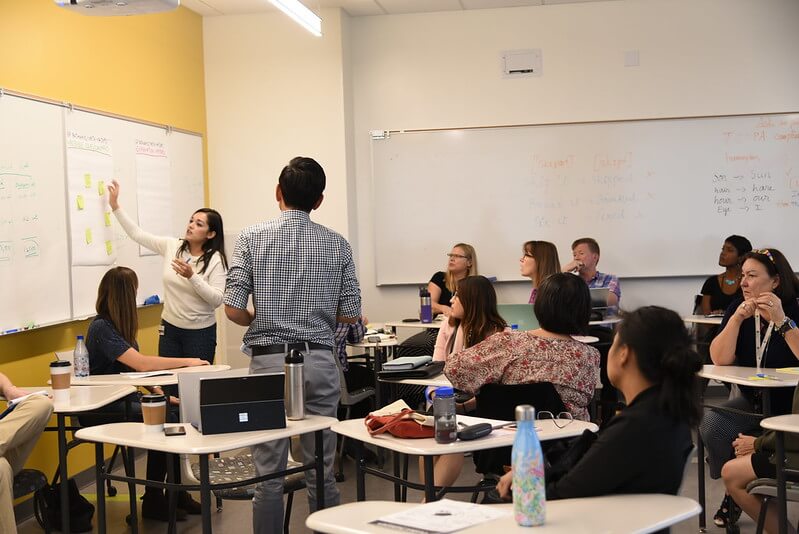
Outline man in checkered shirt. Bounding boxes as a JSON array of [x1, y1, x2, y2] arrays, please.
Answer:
[[225, 156, 361, 534]]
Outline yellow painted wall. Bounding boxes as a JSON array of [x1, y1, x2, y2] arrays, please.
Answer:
[[0, 0, 206, 483]]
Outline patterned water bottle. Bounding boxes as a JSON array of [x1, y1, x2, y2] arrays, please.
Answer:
[[512, 404, 545, 526], [73, 335, 90, 378]]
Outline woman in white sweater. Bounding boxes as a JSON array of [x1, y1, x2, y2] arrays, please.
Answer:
[[107, 180, 227, 363]]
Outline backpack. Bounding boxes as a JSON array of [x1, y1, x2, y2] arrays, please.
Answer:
[[35, 478, 94, 533]]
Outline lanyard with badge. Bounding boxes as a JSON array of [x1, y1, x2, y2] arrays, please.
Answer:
[[754, 308, 775, 372]]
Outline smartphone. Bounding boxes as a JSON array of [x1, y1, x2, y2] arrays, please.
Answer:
[[164, 425, 186, 436]]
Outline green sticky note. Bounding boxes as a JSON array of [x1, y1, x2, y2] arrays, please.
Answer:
[[104, 212, 112, 227], [84, 173, 92, 188], [85, 228, 93, 244], [97, 180, 105, 196], [105, 240, 113, 255], [76, 195, 85, 210]]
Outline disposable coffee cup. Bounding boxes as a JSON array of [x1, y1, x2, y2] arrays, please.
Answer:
[[141, 394, 166, 432], [50, 360, 72, 403]]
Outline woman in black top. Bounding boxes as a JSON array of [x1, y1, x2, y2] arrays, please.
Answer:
[[497, 306, 702, 499], [86, 267, 208, 522], [700, 248, 799, 526], [699, 235, 752, 315]]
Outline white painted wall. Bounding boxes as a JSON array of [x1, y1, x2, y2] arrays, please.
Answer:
[[203, 9, 353, 361], [348, 0, 799, 322]]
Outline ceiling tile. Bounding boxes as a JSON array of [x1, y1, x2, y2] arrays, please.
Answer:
[[461, 0, 542, 9], [181, 0, 224, 15], [377, 0, 463, 15], [336, 0, 386, 16]]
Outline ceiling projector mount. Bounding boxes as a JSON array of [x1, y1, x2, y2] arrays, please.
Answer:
[[54, 0, 180, 16]]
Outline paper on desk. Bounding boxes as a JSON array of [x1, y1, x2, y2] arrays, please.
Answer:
[[371, 499, 510, 533], [8, 390, 50, 406], [776, 367, 799, 374], [119, 371, 174, 379]]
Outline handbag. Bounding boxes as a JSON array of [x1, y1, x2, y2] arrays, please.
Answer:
[[364, 408, 435, 439]]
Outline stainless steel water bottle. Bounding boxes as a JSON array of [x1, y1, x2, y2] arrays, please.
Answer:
[[285, 349, 305, 420]]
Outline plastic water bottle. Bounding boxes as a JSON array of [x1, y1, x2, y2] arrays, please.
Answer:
[[420, 286, 433, 324], [284, 349, 305, 420], [511, 324, 519, 331], [433, 386, 457, 443], [512, 404, 545, 526], [73, 335, 90, 378]]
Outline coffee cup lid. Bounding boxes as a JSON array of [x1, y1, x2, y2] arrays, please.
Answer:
[[50, 360, 72, 367], [141, 394, 166, 403]]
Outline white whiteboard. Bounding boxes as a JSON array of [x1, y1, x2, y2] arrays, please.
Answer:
[[372, 113, 799, 285], [0, 95, 72, 331], [0, 92, 204, 331]]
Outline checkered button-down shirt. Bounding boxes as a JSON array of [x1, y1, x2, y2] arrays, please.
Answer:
[[587, 270, 621, 301], [224, 209, 361, 348]]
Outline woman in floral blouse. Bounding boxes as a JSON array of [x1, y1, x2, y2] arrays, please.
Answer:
[[445, 272, 599, 421]]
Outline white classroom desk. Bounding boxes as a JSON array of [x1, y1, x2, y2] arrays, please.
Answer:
[[380, 372, 452, 388], [75, 415, 337, 534], [70, 364, 231, 387], [306, 494, 702, 534], [10, 385, 137, 534], [384, 319, 444, 331], [683, 314, 724, 326], [760, 414, 799, 534], [695, 365, 799, 530], [333, 415, 597, 503]]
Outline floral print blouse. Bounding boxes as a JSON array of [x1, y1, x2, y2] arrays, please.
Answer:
[[444, 331, 600, 421]]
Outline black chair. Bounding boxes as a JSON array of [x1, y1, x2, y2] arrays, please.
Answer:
[[472, 382, 567, 478]]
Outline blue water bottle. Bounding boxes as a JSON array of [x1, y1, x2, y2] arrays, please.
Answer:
[[512, 404, 545, 526], [419, 286, 433, 323]]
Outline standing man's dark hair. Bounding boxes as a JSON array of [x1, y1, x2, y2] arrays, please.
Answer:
[[225, 156, 361, 534], [278, 156, 326, 212]]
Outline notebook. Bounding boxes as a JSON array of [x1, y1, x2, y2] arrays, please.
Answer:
[[497, 304, 539, 331], [382, 355, 432, 371]]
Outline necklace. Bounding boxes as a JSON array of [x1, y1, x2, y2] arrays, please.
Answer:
[[721, 273, 738, 286]]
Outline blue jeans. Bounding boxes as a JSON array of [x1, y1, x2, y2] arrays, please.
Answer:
[[158, 320, 217, 363]]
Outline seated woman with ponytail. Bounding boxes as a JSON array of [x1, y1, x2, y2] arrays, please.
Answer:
[[496, 306, 702, 499]]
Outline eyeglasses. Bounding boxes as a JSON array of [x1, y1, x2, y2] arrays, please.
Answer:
[[447, 253, 469, 260], [537, 411, 574, 429], [752, 249, 776, 265]]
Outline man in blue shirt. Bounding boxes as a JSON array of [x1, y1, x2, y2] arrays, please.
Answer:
[[563, 237, 621, 307], [225, 156, 361, 534]]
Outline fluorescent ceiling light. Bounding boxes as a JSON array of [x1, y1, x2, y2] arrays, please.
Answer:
[[269, 0, 322, 37]]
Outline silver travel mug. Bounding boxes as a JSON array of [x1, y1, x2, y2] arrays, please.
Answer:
[[284, 349, 305, 420]]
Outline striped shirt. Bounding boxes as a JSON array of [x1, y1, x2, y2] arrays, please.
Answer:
[[224, 209, 361, 348]]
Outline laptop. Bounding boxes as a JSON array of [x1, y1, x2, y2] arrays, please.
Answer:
[[589, 287, 610, 309], [178, 369, 287, 435], [497, 304, 539, 331]]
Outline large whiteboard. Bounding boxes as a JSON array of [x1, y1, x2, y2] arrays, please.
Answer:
[[0, 92, 204, 332], [372, 113, 799, 285]]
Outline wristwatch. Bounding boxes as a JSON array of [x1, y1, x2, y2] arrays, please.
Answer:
[[777, 316, 797, 337]]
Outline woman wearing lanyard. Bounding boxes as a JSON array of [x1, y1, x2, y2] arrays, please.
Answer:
[[699, 248, 799, 527], [107, 180, 228, 363]]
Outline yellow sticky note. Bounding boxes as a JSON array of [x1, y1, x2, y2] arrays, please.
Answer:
[[97, 180, 105, 196], [85, 228, 93, 244], [104, 212, 112, 227], [105, 240, 113, 255], [84, 173, 92, 188], [76, 195, 85, 210]]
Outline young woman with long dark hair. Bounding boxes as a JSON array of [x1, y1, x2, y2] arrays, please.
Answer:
[[108, 180, 227, 363]]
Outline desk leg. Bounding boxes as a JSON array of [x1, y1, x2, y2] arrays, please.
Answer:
[[356, 440, 366, 501], [200, 454, 212, 534], [374, 347, 384, 407], [125, 446, 138, 533], [315, 429, 326, 510], [423, 457, 435, 503], [57, 414, 70, 534], [776, 431, 787, 534], [167, 454, 178, 534], [392, 452, 401, 502], [764, 390, 773, 416], [95, 442, 106, 534], [697, 430, 706, 532]]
